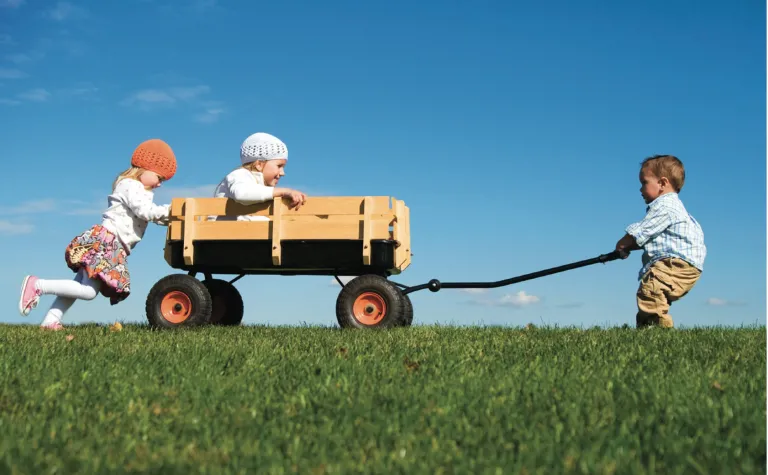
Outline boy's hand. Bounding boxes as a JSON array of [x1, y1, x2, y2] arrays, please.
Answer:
[[615, 233, 638, 259], [276, 188, 307, 210]]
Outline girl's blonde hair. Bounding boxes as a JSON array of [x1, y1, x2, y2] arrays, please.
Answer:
[[113, 166, 151, 191], [236, 161, 266, 173]]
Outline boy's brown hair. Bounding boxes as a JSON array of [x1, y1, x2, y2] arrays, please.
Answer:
[[641, 154, 686, 192]]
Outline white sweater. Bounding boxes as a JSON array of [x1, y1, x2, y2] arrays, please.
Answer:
[[211, 168, 274, 221], [101, 178, 170, 253]]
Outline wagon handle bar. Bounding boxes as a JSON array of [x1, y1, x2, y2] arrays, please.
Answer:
[[396, 250, 623, 295]]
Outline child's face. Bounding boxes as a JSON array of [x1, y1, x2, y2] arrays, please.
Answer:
[[639, 168, 666, 204], [139, 170, 165, 189], [257, 159, 287, 186]]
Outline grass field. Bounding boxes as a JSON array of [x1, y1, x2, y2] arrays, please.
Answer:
[[0, 324, 764, 474]]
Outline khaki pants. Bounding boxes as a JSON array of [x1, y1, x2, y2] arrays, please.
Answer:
[[636, 258, 701, 328]]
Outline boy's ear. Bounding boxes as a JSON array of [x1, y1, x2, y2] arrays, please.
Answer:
[[658, 176, 670, 188]]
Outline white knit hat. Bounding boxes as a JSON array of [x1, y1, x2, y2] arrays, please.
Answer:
[[240, 132, 288, 165]]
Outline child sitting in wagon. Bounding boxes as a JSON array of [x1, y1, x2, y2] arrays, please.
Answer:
[[212, 132, 307, 220]]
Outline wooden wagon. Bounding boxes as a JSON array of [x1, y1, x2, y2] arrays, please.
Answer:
[[145, 195, 414, 329]]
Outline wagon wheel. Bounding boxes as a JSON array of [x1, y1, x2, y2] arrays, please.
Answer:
[[400, 293, 414, 327], [203, 279, 244, 326], [335, 275, 409, 329], [145, 274, 213, 329]]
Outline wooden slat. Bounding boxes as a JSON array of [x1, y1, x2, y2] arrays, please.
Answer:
[[280, 214, 394, 223], [392, 199, 402, 271], [271, 198, 284, 265], [361, 196, 372, 265], [392, 199, 412, 273], [183, 199, 198, 265], [167, 214, 395, 240], [185, 219, 391, 241], [169, 221, 182, 241], [169, 196, 393, 219], [402, 204, 411, 270], [170, 198, 186, 219]]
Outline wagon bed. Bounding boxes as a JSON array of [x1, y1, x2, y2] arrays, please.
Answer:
[[163, 195, 411, 276]]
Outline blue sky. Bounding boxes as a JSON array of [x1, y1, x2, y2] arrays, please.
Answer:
[[0, 0, 764, 328]]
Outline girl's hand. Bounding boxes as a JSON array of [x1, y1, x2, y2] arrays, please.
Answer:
[[276, 188, 307, 210]]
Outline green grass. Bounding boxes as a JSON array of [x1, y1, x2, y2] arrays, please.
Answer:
[[0, 324, 764, 474]]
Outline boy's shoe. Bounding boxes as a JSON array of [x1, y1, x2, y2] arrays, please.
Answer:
[[19, 275, 41, 317], [40, 322, 64, 331]]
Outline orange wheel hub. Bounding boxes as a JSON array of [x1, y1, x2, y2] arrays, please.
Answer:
[[353, 292, 387, 325], [160, 291, 192, 324]]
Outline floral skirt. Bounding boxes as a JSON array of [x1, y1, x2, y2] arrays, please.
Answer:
[[64, 224, 130, 305]]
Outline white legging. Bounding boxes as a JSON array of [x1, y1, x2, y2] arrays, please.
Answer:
[[37, 269, 102, 325]]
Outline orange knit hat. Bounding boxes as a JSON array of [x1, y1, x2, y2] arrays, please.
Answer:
[[131, 139, 177, 180]]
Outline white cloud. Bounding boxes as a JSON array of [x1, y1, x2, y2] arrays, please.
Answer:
[[0, 220, 33, 235], [467, 290, 541, 308], [706, 297, 746, 307], [67, 86, 98, 96], [46, 2, 88, 21], [0, 0, 24, 8], [123, 89, 175, 106], [0, 189, 215, 222], [459, 288, 489, 294], [6, 53, 41, 64], [18, 88, 51, 102], [0, 198, 102, 217], [498, 291, 540, 307], [122, 85, 224, 123], [0, 68, 27, 79], [122, 86, 210, 108], [169, 85, 210, 100], [195, 106, 225, 123], [60, 199, 103, 216], [0, 83, 97, 106], [60, 83, 98, 98], [64, 206, 102, 216], [0, 199, 57, 214]]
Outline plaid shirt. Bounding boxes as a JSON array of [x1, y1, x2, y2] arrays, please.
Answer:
[[625, 192, 706, 280]]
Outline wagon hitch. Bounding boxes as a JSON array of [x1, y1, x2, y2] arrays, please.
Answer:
[[394, 250, 623, 296]]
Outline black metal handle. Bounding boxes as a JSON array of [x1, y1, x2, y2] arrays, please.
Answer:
[[398, 250, 623, 295]]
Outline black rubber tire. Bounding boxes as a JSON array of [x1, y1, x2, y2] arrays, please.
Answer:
[[335, 275, 407, 329], [203, 279, 244, 326], [145, 274, 213, 329], [400, 293, 414, 327]]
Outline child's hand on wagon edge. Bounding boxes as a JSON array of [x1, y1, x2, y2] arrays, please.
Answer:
[[275, 188, 307, 210], [615, 233, 639, 259]]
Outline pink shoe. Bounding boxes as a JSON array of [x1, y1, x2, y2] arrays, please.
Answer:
[[19, 275, 41, 317], [40, 322, 64, 331]]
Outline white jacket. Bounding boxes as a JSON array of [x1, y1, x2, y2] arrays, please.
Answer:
[[211, 168, 274, 221], [101, 178, 170, 253]]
